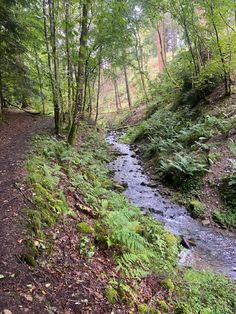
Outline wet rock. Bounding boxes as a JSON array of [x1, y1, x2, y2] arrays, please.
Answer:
[[129, 170, 133, 172], [2, 310, 13, 314], [131, 154, 136, 158], [232, 268, 236, 272], [153, 209, 164, 216], [147, 182, 159, 188], [202, 219, 211, 226], [113, 152, 128, 157]]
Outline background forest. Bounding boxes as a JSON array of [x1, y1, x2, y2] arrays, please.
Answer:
[[1, 0, 235, 132], [1, 0, 236, 313]]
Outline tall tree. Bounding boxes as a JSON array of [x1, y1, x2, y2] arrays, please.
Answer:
[[68, 0, 90, 145]]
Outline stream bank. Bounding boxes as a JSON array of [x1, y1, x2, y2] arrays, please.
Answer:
[[107, 131, 236, 280]]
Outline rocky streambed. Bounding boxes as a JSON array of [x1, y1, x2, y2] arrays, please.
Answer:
[[107, 132, 236, 280]]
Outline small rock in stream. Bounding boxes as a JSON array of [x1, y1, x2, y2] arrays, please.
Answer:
[[153, 209, 164, 216], [202, 219, 211, 226]]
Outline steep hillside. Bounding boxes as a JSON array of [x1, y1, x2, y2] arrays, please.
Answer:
[[122, 81, 236, 231]]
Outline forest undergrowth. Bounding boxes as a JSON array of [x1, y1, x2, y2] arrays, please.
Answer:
[[21, 123, 236, 314]]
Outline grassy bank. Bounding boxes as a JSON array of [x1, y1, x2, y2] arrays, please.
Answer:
[[20, 123, 236, 313]]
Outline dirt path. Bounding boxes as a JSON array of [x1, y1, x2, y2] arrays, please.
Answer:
[[0, 110, 52, 313]]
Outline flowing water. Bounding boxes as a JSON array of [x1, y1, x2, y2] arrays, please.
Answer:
[[107, 132, 236, 280]]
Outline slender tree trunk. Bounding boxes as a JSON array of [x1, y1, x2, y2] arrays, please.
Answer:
[[64, 0, 73, 126], [179, 2, 199, 76], [156, 24, 177, 85], [209, 3, 230, 95], [171, 19, 176, 58], [87, 79, 92, 117], [134, 28, 149, 102], [0, 71, 3, 120], [114, 79, 119, 112], [123, 64, 132, 109], [114, 79, 121, 109], [156, 22, 166, 72], [68, 0, 90, 145], [82, 61, 89, 114], [34, 48, 45, 114], [48, 0, 60, 134], [95, 61, 101, 124], [43, 0, 55, 103], [43, 0, 60, 133]]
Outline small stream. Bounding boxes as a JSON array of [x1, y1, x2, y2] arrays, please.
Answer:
[[107, 132, 236, 280]]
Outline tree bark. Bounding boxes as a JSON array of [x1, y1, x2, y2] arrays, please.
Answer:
[[114, 79, 119, 112], [68, 0, 90, 145], [156, 22, 166, 72], [0, 71, 3, 120], [95, 61, 101, 124], [34, 47, 45, 114], [48, 0, 61, 135], [134, 27, 149, 103], [64, 0, 73, 126], [123, 64, 132, 109], [209, 3, 230, 95]]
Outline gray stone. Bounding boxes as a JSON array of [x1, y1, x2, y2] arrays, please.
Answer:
[[2, 310, 13, 314], [202, 219, 211, 226]]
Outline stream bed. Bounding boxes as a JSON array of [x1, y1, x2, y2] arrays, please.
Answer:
[[107, 132, 236, 280]]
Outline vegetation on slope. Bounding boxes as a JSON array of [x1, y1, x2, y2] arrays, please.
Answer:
[[20, 123, 236, 313], [121, 47, 236, 230]]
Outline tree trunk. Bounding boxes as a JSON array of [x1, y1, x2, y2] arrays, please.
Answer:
[[0, 71, 3, 120], [95, 61, 101, 124], [64, 0, 73, 125], [68, 0, 90, 145], [43, 0, 60, 133], [156, 22, 166, 72], [34, 47, 45, 114], [179, 2, 199, 76], [134, 28, 149, 103], [48, 0, 61, 135], [171, 19, 177, 58], [114, 79, 119, 112], [123, 64, 132, 109], [209, 3, 230, 95]]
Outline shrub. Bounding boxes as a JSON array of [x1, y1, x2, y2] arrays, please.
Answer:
[[188, 200, 205, 218], [175, 270, 236, 314]]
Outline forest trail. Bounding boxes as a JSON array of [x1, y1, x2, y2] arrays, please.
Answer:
[[0, 110, 52, 312]]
